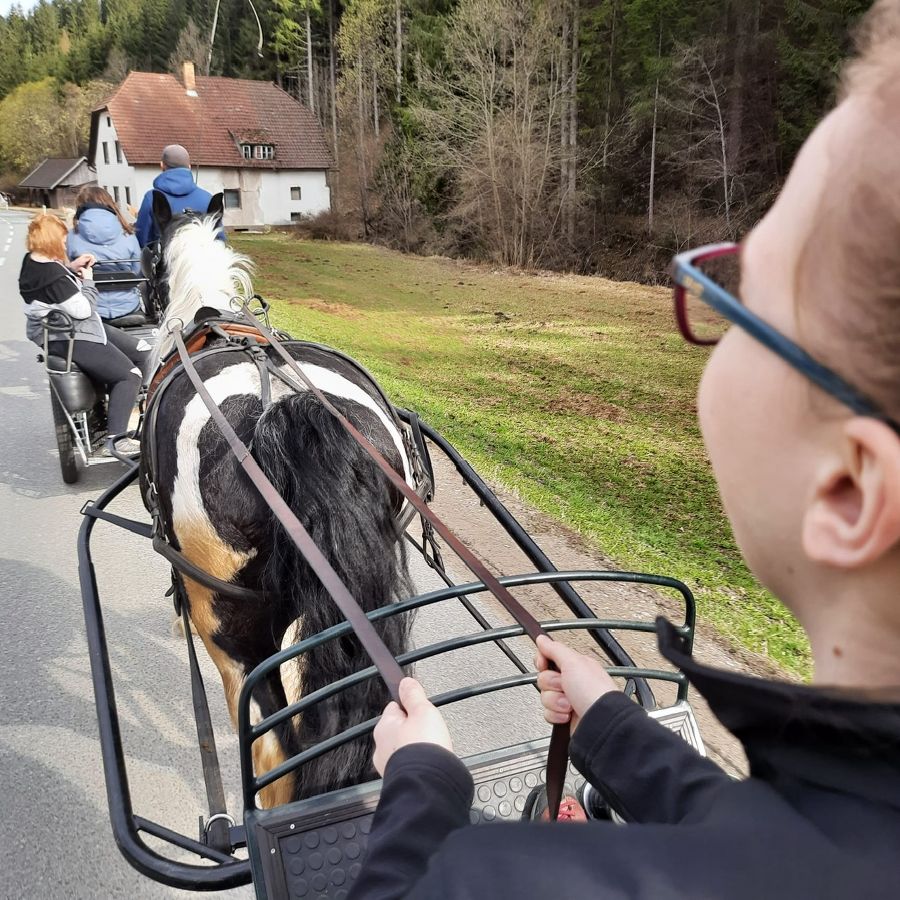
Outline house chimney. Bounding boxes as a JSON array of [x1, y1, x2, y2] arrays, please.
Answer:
[[183, 61, 197, 96]]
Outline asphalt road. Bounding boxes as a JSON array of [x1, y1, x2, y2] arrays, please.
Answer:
[[0, 209, 546, 899]]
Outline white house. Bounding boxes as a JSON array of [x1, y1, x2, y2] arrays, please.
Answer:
[[88, 63, 332, 229]]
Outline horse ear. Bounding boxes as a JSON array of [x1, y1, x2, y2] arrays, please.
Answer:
[[207, 192, 225, 224], [152, 190, 172, 232]]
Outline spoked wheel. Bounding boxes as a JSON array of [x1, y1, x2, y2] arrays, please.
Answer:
[[50, 387, 79, 484]]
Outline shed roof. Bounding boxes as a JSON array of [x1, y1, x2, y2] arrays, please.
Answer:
[[19, 157, 88, 189], [92, 72, 332, 170]]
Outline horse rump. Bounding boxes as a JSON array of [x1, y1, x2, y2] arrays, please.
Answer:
[[252, 391, 412, 801]]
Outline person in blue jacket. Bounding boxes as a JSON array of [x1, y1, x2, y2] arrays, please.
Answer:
[[67, 185, 142, 320], [134, 144, 212, 247]]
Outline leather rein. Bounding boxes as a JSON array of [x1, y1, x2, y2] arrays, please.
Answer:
[[159, 302, 570, 821]]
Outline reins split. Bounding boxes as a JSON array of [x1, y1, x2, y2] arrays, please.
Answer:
[[169, 305, 570, 821]]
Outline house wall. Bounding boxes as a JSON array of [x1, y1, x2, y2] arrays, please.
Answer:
[[133, 166, 330, 227], [93, 114, 138, 210], [192, 167, 331, 227], [94, 110, 331, 227]]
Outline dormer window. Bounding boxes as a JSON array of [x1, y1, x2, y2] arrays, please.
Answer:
[[240, 143, 275, 160]]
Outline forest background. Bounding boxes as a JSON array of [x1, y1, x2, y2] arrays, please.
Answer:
[[0, 0, 872, 280]]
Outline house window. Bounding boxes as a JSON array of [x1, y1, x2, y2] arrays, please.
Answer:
[[290, 186, 302, 201], [106, 115, 111, 127], [125, 186, 131, 205], [290, 212, 304, 222], [239, 143, 275, 160], [115, 141, 122, 163], [223, 189, 241, 209], [113, 186, 120, 203], [102, 142, 109, 165]]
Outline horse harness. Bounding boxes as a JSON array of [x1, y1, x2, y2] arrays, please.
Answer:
[[138, 305, 434, 603], [133, 302, 570, 823]]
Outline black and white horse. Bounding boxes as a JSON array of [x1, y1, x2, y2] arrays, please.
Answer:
[[143, 192, 412, 807]]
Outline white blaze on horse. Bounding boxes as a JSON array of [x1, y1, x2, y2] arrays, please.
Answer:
[[142, 191, 412, 807]]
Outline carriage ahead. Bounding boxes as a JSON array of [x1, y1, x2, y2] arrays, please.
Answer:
[[37, 247, 165, 482]]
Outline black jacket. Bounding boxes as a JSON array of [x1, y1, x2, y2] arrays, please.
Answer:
[[350, 621, 900, 899]]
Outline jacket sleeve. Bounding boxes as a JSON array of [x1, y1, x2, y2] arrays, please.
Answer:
[[348, 744, 474, 900], [56, 282, 94, 320], [569, 691, 731, 825], [134, 192, 153, 247]]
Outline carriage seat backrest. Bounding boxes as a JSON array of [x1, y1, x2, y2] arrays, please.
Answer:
[[92, 269, 147, 293]]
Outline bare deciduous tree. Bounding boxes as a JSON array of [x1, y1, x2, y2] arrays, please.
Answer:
[[411, 0, 576, 268], [667, 41, 736, 231], [337, 0, 392, 235]]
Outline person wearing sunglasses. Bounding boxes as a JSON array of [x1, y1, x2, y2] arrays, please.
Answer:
[[349, 3, 900, 898]]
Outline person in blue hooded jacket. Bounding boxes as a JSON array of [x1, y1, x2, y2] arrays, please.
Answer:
[[67, 185, 143, 320], [134, 144, 213, 247]]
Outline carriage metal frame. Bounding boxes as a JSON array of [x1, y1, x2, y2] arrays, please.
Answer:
[[38, 252, 164, 482], [79, 400, 702, 896]]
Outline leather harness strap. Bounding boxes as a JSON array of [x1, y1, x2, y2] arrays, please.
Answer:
[[172, 328, 408, 698], [235, 305, 571, 821]]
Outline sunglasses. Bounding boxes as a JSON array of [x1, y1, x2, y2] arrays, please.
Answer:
[[671, 242, 900, 434]]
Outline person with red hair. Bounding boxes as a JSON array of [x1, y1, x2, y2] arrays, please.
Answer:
[[19, 213, 146, 455]]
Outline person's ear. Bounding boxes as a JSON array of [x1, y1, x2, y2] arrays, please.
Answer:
[[803, 418, 900, 568]]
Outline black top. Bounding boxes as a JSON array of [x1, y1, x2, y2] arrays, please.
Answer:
[[18, 254, 79, 306], [349, 620, 900, 899]]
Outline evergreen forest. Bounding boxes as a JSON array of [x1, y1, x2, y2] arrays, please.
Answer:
[[0, 0, 874, 277]]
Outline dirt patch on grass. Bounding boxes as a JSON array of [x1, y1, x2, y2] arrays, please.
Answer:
[[544, 389, 627, 422], [287, 297, 363, 318]]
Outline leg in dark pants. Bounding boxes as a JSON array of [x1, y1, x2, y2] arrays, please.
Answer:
[[49, 338, 142, 436], [103, 324, 152, 378]]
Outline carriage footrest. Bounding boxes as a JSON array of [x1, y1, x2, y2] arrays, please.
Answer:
[[244, 702, 704, 900], [244, 737, 584, 900]]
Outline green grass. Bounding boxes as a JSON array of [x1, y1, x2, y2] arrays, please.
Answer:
[[232, 233, 810, 677]]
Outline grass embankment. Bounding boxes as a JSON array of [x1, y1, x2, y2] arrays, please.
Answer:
[[232, 233, 809, 677]]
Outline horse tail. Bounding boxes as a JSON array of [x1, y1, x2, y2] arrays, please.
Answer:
[[252, 391, 412, 801]]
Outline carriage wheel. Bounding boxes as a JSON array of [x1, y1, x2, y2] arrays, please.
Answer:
[[50, 388, 79, 484]]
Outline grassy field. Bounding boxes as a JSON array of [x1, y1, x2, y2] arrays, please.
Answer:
[[232, 233, 809, 677]]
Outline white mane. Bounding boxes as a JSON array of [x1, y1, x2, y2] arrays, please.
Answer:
[[151, 215, 254, 370]]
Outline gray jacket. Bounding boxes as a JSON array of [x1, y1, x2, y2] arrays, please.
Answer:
[[19, 255, 106, 346]]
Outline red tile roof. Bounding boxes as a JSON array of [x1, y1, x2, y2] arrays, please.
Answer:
[[93, 72, 332, 170]]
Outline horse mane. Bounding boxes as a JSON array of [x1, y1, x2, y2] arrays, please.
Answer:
[[151, 215, 254, 370]]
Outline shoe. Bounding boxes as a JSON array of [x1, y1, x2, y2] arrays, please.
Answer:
[[100, 436, 141, 458], [582, 783, 625, 823], [114, 437, 141, 457], [523, 783, 587, 822]]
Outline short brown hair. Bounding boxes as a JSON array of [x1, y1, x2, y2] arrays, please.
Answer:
[[796, 0, 900, 420], [26, 214, 68, 262]]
